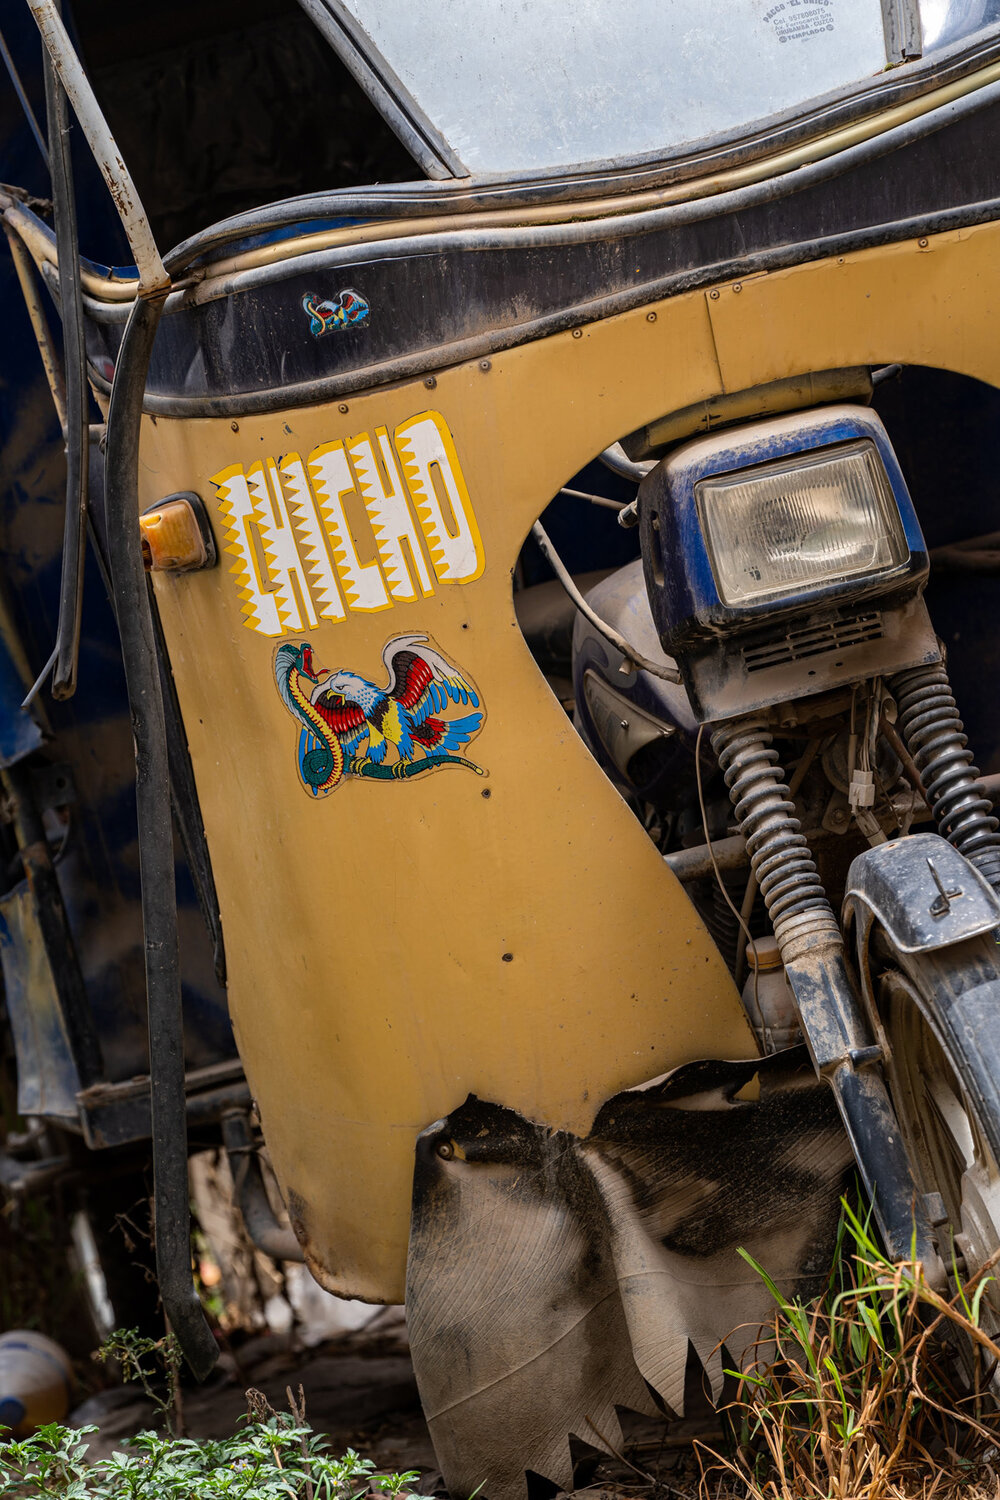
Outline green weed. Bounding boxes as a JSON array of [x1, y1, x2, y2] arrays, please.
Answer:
[[700, 1199, 1000, 1500], [0, 1416, 395, 1499], [0, 1344, 423, 1500]]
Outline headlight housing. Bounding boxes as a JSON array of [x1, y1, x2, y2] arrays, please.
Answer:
[[697, 439, 908, 607], [639, 402, 937, 720]]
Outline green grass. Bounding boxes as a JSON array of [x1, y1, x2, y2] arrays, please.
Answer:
[[700, 1199, 1000, 1500]]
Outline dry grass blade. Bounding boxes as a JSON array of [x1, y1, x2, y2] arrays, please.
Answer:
[[696, 1200, 1000, 1500]]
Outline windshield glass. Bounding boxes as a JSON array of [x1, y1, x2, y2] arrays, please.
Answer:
[[331, 0, 890, 175]]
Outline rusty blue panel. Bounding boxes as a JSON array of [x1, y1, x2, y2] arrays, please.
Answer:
[[0, 883, 80, 1119]]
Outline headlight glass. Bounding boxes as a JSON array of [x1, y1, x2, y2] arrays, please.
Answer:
[[696, 439, 908, 607]]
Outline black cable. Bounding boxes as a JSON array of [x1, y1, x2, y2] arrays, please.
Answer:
[[103, 292, 218, 1381], [41, 45, 87, 700]]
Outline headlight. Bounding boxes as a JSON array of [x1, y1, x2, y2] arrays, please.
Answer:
[[638, 402, 935, 722], [696, 439, 908, 607]]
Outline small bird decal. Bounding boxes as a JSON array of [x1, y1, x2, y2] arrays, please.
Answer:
[[274, 634, 485, 797], [302, 288, 370, 337]]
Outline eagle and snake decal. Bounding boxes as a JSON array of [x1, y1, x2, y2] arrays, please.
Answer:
[[274, 633, 486, 797]]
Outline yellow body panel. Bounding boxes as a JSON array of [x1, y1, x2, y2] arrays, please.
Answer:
[[141, 215, 1000, 1301]]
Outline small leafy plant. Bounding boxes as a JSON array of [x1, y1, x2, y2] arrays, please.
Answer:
[[0, 1376, 421, 1499], [374, 1472, 420, 1498], [96, 1328, 183, 1437], [700, 1198, 1000, 1500]]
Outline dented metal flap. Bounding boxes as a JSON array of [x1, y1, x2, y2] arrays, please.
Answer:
[[406, 1054, 851, 1500]]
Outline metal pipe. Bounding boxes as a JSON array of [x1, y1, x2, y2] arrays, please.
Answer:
[[597, 443, 654, 483], [558, 486, 626, 512], [221, 1112, 305, 1264], [1, 202, 139, 302], [25, 0, 167, 297], [664, 834, 748, 881], [102, 292, 216, 1380], [0, 26, 48, 168], [41, 43, 88, 701], [666, 777, 1000, 884], [2, 222, 66, 432]]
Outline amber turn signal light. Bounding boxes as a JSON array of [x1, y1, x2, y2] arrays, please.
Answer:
[[139, 492, 217, 573]]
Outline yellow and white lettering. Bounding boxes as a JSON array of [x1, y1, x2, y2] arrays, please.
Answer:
[[246, 461, 318, 632], [307, 441, 390, 613], [212, 463, 283, 637], [348, 428, 434, 603], [279, 454, 346, 622], [393, 411, 485, 585]]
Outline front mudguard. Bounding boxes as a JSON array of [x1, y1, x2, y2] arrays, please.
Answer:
[[843, 831, 1000, 1037]]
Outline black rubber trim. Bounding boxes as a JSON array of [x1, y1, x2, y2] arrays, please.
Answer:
[[103, 293, 218, 1382], [165, 28, 1000, 272]]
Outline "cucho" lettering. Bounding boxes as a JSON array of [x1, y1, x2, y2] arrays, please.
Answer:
[[211, 410, 485, 638]]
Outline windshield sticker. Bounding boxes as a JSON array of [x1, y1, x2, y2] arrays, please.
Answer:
[[302, 289, 370, 336], [762, 0, 835, 42], [212, 410, 485, 638], [274, 633, 486, 797]]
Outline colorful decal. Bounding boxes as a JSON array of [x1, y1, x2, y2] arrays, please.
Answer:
[[302, 289, 370, 336], [274, 633, 486, 797], [213, 411, 485, 639]]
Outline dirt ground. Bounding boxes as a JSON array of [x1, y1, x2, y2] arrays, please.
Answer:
[[67, 1306, 714, 1499]]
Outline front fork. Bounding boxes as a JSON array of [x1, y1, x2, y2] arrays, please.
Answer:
[[711, 662, 1000, 1272], [710, 714, 935, 1265]]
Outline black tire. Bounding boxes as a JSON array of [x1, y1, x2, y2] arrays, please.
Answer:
[[876, 933, 1000, 1293]]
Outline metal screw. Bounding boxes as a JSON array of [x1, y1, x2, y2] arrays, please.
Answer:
[[436, 1140, 454, 1160], [620, 718, 629, 730], [338, 403, 349, 414], [479, 359, 492, 372], [424, 376, 437, 389], [572, 328, 582, 338], [230, 420, 239, 432], [501, 952, 513, 963], [732, 283, 742, 294], [918, 237, 929, 248], [709, 289, 720, 300], [646, 311, 656, 323]]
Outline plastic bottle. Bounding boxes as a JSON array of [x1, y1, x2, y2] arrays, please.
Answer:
[[0, 1331, 73, 1437], [741, 936, 801, 1053]]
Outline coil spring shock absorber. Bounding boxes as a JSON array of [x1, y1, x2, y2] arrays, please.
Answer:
[[890, 663, 1000, 891], [712, 712, 943, 1273], [711, 715, 842, 964]]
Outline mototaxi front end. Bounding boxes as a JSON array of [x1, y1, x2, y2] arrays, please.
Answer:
[[5, 2, 1000, 1494]]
